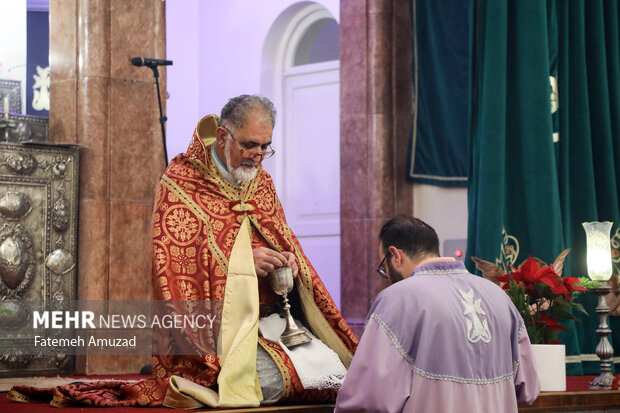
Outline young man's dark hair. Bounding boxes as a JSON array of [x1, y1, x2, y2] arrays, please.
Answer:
[[378, 214, 440, 259]]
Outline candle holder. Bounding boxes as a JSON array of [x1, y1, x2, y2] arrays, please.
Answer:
[[583, 221, 615, 390], [1, 96, 17, 141], [0, 117, 18, 141], [588, 285, 614, 389]]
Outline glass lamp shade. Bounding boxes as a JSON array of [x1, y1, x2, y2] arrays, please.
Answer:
[[582, 221, 614, 281]]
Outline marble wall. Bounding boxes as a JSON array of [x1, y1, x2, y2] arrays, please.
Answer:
[[340, 0, 414, 337], [49, 0, 166, 374]]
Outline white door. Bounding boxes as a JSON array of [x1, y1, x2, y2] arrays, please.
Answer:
[[282, 61, 340, 307]]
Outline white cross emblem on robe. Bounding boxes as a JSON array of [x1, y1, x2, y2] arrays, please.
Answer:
[[458, 288, 491, 343]]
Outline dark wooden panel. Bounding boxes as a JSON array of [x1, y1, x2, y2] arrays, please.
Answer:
[[520, 390, 620, 412]]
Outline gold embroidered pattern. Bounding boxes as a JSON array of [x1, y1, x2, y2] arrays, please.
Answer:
[[232, 202, 256, 212], [496, 227, 520, 273], [170, 246, 198, 275], [281, 221, 313, 292], [153, 242, 167, 274], [248, 214, 280, 252], [164, 207, 200, 244], [162, 174, 229, 274], [175, 277, 200, 300], [189, 157, 243, 201], [258, 337, 291, 399]]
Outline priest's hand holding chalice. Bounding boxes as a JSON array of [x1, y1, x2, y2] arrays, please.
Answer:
[[253, 247, 312, 347], [268, 266, 312, 348]]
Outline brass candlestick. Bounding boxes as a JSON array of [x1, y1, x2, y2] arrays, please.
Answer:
[[268, 267, 311, 348]]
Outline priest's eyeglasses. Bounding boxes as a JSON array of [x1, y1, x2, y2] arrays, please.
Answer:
[[223, 127, 276, 159], [376, 252, 390, 279]]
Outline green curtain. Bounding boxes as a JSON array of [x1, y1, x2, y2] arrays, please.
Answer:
[[408, 0, 470, 186], [467, 0, 620, 375]]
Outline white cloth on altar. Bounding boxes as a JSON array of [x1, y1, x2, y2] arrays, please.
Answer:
[[259, 313, 346, 390]]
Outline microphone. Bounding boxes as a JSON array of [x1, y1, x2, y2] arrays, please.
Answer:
[[130, 57, 173, 68]]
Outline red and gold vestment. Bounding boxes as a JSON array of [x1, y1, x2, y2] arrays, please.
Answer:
[[152, 115, 358, 406], [9, 115, 358, 408]]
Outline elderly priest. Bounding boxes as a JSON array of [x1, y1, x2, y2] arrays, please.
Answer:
[[8, 95, 358, 408]]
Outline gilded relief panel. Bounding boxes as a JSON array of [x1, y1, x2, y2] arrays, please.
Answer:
[[0, 143, 79, 376]]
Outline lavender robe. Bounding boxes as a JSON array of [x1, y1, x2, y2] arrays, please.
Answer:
[[335, 261, 540, 413]]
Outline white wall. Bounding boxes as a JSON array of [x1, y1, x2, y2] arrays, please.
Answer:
[[413, 184, 468, 254], [166, 2, 470, 303], [166, 0, 342, 304], [0, 0, 27, 113], [165, 0, 201, 159], [166, 0, 339, 161]]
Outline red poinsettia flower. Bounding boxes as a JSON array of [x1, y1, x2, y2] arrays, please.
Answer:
[[495, 273, 510, 285], [478, 249, 587, 345], [496, 270, 527, 291], [563, 276, 588, 293], [520, 257, 542, 285], [504, 269, 529, 292], [538, 313, 566, 332], [541, 272, 570, 296], [512, 257, 573, 297]]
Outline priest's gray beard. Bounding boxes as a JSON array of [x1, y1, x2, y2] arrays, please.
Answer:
[[225, 138, 259, 183]]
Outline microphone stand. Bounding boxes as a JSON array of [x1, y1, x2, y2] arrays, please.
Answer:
[[148, 65, 169, 168]]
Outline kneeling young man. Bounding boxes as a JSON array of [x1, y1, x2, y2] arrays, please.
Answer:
[[335, 214, 540, 413]]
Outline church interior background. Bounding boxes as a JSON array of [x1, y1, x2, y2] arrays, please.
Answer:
[[0, 0, 617, 385]]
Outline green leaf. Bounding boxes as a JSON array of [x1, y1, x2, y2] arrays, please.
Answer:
[[572, 302, 588, 316], [577, 277, 603, 289]]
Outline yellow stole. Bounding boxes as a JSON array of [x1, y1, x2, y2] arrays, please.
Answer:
[[164, 216, 262, 408]]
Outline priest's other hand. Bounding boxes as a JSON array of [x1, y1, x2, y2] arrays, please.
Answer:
[[281, 251, 299, 278], [252, 247, 289, 277]]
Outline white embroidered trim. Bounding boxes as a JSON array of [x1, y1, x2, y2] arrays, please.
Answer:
[[413, 268, 466, 276], [371, 313, 514, 385], [518, 321, 525, 341], [371, 313, 415, 365], [412, 366, 513, 385]]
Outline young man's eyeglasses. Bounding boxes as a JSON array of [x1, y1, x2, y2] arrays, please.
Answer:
[[376, 252, 390, 279], [222, 126, 276, 159]]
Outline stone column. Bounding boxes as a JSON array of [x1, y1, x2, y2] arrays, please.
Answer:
[[50, 0, 166, 374], [340, 0, 413, 337]]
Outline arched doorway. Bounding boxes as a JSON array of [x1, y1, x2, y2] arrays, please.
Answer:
[[261, 3, 341, 307]]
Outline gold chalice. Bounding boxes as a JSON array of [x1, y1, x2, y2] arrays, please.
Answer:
[[268, 266, 312, 348]]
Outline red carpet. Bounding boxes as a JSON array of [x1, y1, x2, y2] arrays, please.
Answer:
[[566, 375, 598, 391]]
